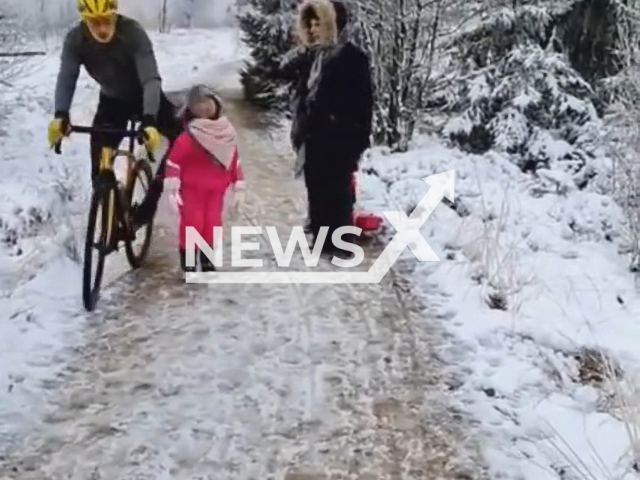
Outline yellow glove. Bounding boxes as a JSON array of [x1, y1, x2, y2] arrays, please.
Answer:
[[47, 117, 68, 147], [143, 126, 161, 153]]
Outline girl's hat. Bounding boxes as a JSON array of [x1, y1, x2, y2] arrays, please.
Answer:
[[177, 84, 222, 120]]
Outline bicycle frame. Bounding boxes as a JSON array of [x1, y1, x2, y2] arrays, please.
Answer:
[[56, 121, 155, 249], [96, 125, 139, 247]]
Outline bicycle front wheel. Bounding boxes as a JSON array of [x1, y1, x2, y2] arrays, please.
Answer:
[[83, 184, 113, 311], [125, 159, 153, 269]]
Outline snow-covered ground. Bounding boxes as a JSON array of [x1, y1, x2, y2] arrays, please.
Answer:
[[0, 26, 244, 454], [0, 28, 485, 479], [359, 135, 640, 479], [3, 17, 639, 480]]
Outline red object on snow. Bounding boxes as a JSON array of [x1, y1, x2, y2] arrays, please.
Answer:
[[353, 210, 383, 231], [350, 170, 383, 232]]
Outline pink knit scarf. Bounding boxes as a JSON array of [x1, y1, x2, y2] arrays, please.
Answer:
[[187, 117, 237, 169]]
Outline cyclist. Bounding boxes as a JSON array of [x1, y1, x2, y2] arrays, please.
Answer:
[[47, 0, 182, 226]]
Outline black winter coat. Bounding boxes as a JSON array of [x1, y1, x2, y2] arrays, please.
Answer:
[[305, 42, 373, 174], [279, 46, 317, 151]]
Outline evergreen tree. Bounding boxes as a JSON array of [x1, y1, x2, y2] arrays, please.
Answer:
[[436, 1, 606, 187], [237, 0, 298, 110]]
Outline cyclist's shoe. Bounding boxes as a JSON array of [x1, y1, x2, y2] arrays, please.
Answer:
[[112, 224, 132, 246], [179, 249, 197, 273], [131, 198, 156, 227], [130, 204, 143, 228], [111, 227, 127, 248], [132, 178, 162, 226], [130, 204, 141, 228]]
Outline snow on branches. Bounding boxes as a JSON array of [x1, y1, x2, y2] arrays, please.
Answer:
[[237, 0, 297, 110], [439, 4, 601, 187]]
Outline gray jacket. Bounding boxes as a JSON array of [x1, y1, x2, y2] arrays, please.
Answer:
[[54, 15, 162, 118]]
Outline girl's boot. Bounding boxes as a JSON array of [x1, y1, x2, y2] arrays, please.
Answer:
[[180, 249, 197, 272], [200, 247, 216, 272]]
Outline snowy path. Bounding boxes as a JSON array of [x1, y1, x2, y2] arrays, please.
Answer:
[[0, 82, 484, 479]]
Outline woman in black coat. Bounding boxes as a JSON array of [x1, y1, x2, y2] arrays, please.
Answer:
[[279, 4, 320, 233], [292, 0, 373, 257]]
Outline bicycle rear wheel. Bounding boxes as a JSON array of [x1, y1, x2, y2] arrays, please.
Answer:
[[125, 159, 153, 268], [83, 184, 115, 311]]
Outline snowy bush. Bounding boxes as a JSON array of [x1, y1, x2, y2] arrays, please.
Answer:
[[462, 184, 536, 313], [439, 5, 601, 184]]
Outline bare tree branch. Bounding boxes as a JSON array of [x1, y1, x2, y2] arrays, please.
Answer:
[[0, 51, 45, 57]]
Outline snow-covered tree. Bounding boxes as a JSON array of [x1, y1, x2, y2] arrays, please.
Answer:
[[159, 0, 169, 32], [592, 0, 640, 106], [237, 0, 297, 110], [437, 2, 603, 187], [183, 0, 196, 27], [557, 0, 629, 85]]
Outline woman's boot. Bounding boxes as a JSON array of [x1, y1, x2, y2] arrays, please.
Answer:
[[179, 249, 197, 272]]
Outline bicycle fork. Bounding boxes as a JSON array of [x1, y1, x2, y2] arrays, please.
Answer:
[[100, 148, 118, 248], [99, 146, 137, 250]]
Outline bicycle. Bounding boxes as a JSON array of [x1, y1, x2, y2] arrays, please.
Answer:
[[55, 120, 156, 311]]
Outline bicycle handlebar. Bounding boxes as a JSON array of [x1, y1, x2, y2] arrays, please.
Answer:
[[53, 124, 146, 155]]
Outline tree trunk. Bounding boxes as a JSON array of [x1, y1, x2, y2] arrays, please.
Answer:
[[556, 0, 626, 81], [159, 0, 169, 33]]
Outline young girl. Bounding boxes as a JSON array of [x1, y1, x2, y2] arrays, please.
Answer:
[[164, 85, 245, 272]]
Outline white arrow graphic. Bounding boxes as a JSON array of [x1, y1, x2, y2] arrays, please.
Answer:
[[186, 170, 455, 284]]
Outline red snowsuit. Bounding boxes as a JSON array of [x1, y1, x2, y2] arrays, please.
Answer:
[[165, 116, 244, 250]]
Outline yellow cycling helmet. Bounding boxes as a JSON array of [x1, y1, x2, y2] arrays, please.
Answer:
[[77, 0, 118, 19]]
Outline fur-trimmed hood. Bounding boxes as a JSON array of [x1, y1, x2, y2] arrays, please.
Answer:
[[296, 0, 337, 47]]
